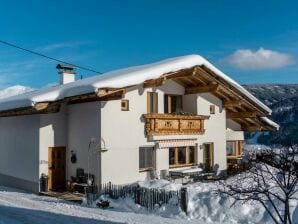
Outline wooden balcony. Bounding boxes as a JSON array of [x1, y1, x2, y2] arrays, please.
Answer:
[[143, 113, 209, 136]]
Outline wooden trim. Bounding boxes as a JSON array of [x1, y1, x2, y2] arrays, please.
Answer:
[[164, 94, 183, 114], [97, 88, 126, 99], [185, 84, 219, 95], [167, 95, 171, 113], [147, 92, 150, 113], [169, 163, 197, 169], [223, 100, 242, 108], [48, 148, 52, 190], [143, 113, 209, 120], [154, 92, 158, 113], [0, 101, 62, 117], [34, 102, 50, 111], [242, 125, 263, 132], [227, 112, 257, 119], [143, 78, 165, 88], [226, 140, 243, 157], [210, 105, 215, 114], [199, 65, 269, 116], [203, 142, 214, 171], [147, 92, 158, 113], [121, 99, 129, 111]]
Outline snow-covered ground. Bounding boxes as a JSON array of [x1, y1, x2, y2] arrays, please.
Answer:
[[0, 179, 297, 224], [0, 185, 193, 224]]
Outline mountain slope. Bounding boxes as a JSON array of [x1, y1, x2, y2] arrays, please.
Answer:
[[0, 85, 34, 99], [243, 84, 298, 145]]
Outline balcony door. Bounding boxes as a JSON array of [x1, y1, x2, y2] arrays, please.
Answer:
[[164, 94, 182, 113], [203, 143, 214, 172]]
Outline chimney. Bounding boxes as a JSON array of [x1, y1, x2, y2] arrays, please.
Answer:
[[56, 64, 76, 85]]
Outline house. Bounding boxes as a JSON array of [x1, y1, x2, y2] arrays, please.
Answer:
[[0, 55, 279, 193]]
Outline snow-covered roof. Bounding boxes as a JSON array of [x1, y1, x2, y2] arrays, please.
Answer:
[[0, 54, 272, 114], [260, 117, 280, 130]]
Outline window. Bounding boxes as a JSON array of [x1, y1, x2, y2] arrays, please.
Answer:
[[147, 92, 158, 113], [226, 141, 235, 156], [164, 94, 183, 113], [139, 147, 155, 171], [210, 105, 215, 114], [121, 100, 129, 111], [226, 141, 243, 157], [169, 146, 197, 168]]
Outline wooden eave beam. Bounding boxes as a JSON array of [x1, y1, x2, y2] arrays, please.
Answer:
[[143, 78, 165, 88], [227, 111, 257, 119], [185, 84, 219, 95], [0, 101, 61, 117], [223, 100, 243, 108], [143, 66, 198, 88], [34, 102, 50, 111], [242, 125, 263, 132], [199, 65, 269, 116], [97, 88, 125, 98], [97, 88, 126, 101]]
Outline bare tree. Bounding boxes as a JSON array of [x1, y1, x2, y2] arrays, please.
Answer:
[[219, 144, 298, 224]]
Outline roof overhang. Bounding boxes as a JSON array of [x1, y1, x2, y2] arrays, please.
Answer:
[[0, 55, 279, 131], [141, 66, 278, 131]]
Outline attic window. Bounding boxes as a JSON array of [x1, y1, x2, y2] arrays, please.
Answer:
[[121, 100, 129, 111], [210, 105, 215, 114]]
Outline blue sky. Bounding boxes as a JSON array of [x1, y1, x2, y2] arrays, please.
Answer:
[[0, 0, 297, 89]]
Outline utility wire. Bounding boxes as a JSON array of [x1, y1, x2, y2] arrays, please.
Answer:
[[0, 40, 103, 74]]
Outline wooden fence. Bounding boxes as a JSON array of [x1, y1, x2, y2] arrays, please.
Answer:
[[85, 182, 188, 213]]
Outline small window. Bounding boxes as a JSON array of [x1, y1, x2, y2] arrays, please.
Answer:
[[139, 146, 155, 171], [121, 100, 129, 111], [147, 92, 158, 113], [210, 105, 215, 114]]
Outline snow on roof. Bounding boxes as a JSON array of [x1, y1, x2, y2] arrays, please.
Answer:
[[260, 117, 280, 130], [0, 54, 272, 113]]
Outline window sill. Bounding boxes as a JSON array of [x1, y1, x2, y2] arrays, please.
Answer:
[[227, 155, 242, 159], [169, 163, 197, 169], [139, 168, 155, 173]]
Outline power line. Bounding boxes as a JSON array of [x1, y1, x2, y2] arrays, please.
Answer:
[[0, 40, 103, 74]]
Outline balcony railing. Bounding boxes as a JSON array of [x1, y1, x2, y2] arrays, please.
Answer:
[[143, 113, 209, 136]]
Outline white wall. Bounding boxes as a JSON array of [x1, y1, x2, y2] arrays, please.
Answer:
[[100, 80, 186, 184], [0, 115, 40, 183], [100, 85, 151, 184], [226, 119, 242, 131], [226, 119, 244, 141], [39, 105, 67, 176], [100, 80, 231, 183], [195, 93, 227, 173], [226, 130, 244, 141], [67, 102, 101, 185]]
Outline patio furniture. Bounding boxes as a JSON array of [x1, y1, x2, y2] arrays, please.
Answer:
[[160, 169, 172, 181], [169, 166, 203, 184]]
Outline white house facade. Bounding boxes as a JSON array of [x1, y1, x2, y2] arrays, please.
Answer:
[[0, 55, 279, 193]]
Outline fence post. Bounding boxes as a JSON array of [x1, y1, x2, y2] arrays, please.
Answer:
[[108, 181, 113, 197], [180, 187, 188, 214], [135, 186, 140, 204]]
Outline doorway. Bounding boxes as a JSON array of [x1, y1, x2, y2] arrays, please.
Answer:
[[203, 143, 214, 172], [48, 147, 66, 191]]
